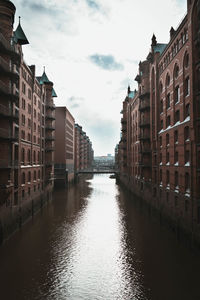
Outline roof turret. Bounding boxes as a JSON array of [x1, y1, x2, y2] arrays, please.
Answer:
[[14, 17, 29, 45]]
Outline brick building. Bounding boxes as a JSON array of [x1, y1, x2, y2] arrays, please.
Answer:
[[0, 0, 56, 243], [118, 0, 200, 243], [54, 107, 75, 185], [74, 123, 93, 173]]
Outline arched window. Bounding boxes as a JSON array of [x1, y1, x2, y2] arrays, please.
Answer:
[[166, 73, 170, 87], [34, 170, 36, 181], [175, 171, 179, 187], [38, 170, 40, 179], [38, 151, 40, 163], [174, 64, 179, 79]]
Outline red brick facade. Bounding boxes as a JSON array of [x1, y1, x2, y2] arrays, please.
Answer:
[[118, 0, 200, 243], [0, 0, 56, 242]]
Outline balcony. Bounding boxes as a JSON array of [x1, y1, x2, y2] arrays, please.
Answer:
[[45, 135, 55, 141], [0, 32, 20, 62], [139, 133, 150, 140], [0, 104, 19, 120], [0, 128, 18, 141], [45, 124, 55, 131], [139, 119, 150, 128], [0, 57, 19, 82], [121, 118, 127, 124], [46, 101, 55, 110], [45, 147, 54, 152], [45, 112, 55, 120], [0, 80, 19, 102], [139, 100, 150, 111]]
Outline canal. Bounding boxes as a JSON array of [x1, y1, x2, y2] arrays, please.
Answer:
[[0, 174, 200, 300]]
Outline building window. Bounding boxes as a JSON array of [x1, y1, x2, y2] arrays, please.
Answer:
[[38, 151, 40, 163], [28, 118, 31, 128], [159, 136, 162, 147], [175, 110, 180, 123], [28, 133, 31, 142], [184, 126, 190, 141], [34, 96, 36, 105], [166, 170, 170, 185], [33, 151, 36, 164], [160, 99, 163, 113], [28, 89, 31, 100], [34, 122, 36, 132], [174, 130, 178, 143], [28, 171, 31, 182], [160, 119, 163, 129], [166, 133, 169, 145], [175, 151, 178, 164], [38, 170, 40, 179], [174, 65, 179, 78], [166, 93, 170, 109], [160, 82, 163, 93], [21, 130, 25, 140], [166, 115, 171, 127], [185, 77, 190, 96], [34, 109, 36, 118], [22, 172, 25, 185], [166, 152, 169, 164], [184, 53, 189, 68], [27, 149, 31, 163], [22, 82, 26, 94], [160, 169, 162, 183], [22, 98, 26, 110], [175, 86, 180, 103], [175, 171, 179, 187], [34, 171, 36, 181], [21, 148, 25, 164], [28, 104, 31, 114], [185, 150, 190, 165], [21, 114, 25, 126], [166, 73, 170, 86], [185, 103, 190, 118]]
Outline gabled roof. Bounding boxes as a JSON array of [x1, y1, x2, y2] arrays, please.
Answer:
[[14, 17, 29, 45]]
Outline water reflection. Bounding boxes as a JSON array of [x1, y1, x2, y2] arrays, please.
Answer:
[[0, 174, 200, 300]]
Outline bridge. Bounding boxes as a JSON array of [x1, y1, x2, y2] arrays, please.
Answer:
[[78, 169, 116, 174]]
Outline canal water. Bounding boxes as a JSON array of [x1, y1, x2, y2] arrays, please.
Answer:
[[0, 174, 200, 300]]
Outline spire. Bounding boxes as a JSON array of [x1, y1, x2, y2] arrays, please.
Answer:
[[151, 34, 157, 47], [14, 16, 29, 45]]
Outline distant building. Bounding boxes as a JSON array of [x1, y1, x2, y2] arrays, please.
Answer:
[[54, 107, 75, 185], [74, 123, 94, 172]]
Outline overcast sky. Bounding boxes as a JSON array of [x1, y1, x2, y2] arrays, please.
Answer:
[[13, 0, 186, 156]]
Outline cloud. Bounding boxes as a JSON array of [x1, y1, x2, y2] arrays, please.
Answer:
[[86, 0, 100, 10], [89, 54, 124, 71], [67, 96, 85, 109]]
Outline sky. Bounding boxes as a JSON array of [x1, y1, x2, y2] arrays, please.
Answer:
[[12, 0, 186, 156]]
